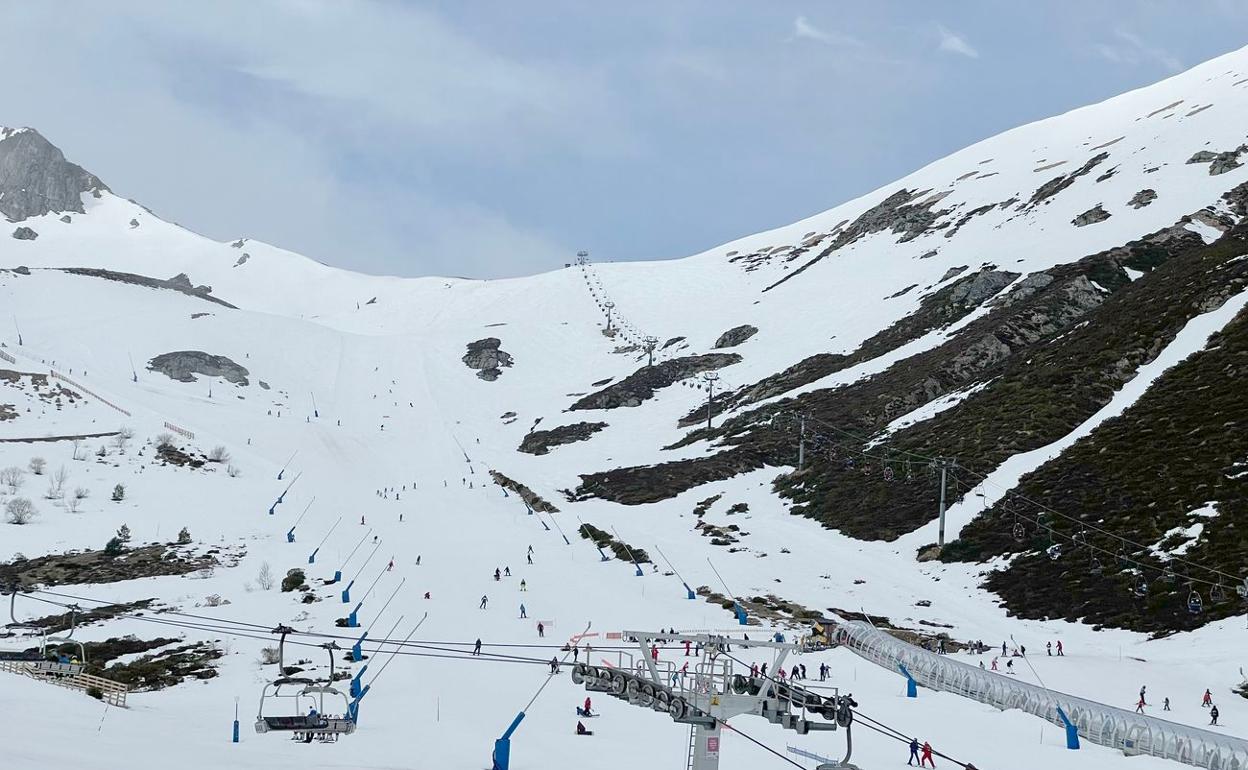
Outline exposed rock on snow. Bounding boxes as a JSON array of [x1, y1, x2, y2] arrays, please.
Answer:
[[1072, 204, 1111, 227], [147, 351, 250, 386], [518, 421, 608, 455], [59, 267, 235, 308], [570, 353, 740, 410], [462, 338, 514, 381], [0, 128, 107, 221], [11, 226, 37, 241], [489, 470, 559, 512], [1024, 152, 1109, 210], [713, 324, 758, 348], [1128, 189, 1157, 209]]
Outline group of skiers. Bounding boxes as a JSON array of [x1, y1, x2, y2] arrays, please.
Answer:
[[1134, 686, 1221, 724]]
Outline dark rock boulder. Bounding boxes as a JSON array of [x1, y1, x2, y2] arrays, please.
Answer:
[[11, 227, 37, 241], [463, 338, 514, 381], [518, 422, 607, 455], [1127, 189, 1157, 209], [713, 325, 758, 349], [571, 353, 741, 410], [148, 351, 250, 386], [0, 128, 108, 221], [1072, 205, 1111, 227]]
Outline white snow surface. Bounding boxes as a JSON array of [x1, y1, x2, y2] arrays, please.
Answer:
[[2, 45, 1248, 770]]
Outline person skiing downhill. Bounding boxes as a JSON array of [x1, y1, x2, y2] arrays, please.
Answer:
[[520, 604, 527, 619], [520, 579, 527, 591], [473, 639, 482, 656], [549, 656, 558, 675], [1203, 689, 1213, 708], [479, 595, 488, 609], [537, 622, 545, 638], [908, 738, 920, 766], [684, 640, 692, 656], [1210, 705, 1220, 725], [920, 741, 935, 768], [1056, 640, 1063, 656]]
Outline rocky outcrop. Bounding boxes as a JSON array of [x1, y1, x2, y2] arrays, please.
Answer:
[[713, 325, 758, 349], [1187, 145, 1248, 176], [1072, 205, 1111, 227], [489, 470, 559, 513], [570, 353, 740, 410], [518, 422, 607, 455], [58, 268, 234, 308], [148, 351, 250, 386], [1024, 152, 1108, 210], [11, 227, 37, 240], [1128, 189, 1157, 209], [462, 338, 513, 381], [0, 128, 108, 221], [764, 188, 956, 292]]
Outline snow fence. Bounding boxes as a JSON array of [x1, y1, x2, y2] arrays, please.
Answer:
[[831, 620, 1248, 770]]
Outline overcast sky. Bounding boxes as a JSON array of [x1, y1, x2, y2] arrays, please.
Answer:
[[5, 1, 1248, 278]]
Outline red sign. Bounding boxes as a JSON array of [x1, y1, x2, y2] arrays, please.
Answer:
[[706, 737, 719, 755]]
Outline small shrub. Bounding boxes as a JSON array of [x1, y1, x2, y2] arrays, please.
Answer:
[[113, 427, 134, 453], [0, 466, 25, 492], [226, 464, 241, 478], [281, 568, 306, 593], [259, 646, 281, 665], [111, 484, 126, 502], [74, 487, 89, 500], [155, 432, 175, 449], [177, 527, 192, 545], [95, 445, 107, 458], [116, 524, 131, 542], [86, 686, 104, 700], [208, 446, 230, 463], [28, 457, 46, 475], [256, 561, 275, 591], [203, 594, 225, 607], [65, 495, 81, 513], [5, 497, 37, 525]]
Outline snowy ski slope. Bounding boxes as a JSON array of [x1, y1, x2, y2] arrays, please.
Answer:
[[3, 43, 1248, 770]]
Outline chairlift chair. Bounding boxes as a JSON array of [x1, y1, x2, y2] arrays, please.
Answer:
[[1187, 588, 1204, 615], [255, 631, 356, 740], [1132, 575, 1148, 598], [1209, 582, 1227, 603]]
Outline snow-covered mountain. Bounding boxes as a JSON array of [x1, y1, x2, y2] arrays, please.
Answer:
[[2, 45, 1248, 770]]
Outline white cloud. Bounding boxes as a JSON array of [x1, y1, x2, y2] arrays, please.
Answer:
[[791, 16, 864, 48], [937, 25, 979, 59], [1095, 30, 1183, 73]]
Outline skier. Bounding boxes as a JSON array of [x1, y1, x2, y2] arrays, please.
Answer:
[[480, 595, 488, 609], [1136, 696, 1146, 714], [494, 568, 501, 581], [684, 640, 692, 657], [520, 604, 527, 619], [505, 567, 511, 577], [1164, 697, 1171, 711], [800, 664, 807, 680], [387, 558, 394, 571], [1046, 641, 1052, 656], [1140, 685, 1147, 705], [549, 656, 559, 675], [527, 553, 533, 565], [1203, 689, 1213, 708], [520, 579, 527, 591], [538, 622, 545, 638], [399, 513, 404, 522], [424, 591, 431, 599], [473, 639, 482, 656], [575, 721, 592, 736], [920, 741, 935, 768], [584, 697, 592, 716], [908, 738, 921, 766], [651, 644, 659, 662], [1210, 705, 1220, 726], [416, 555, 421, 566], [571, 645, 579, 662], [990, 658, 998, 671], [1006, 660, 1015, 675], [1056, 640, 1064, 656], [1001, 641, 1007, 657], [360, 515, 365, 525]]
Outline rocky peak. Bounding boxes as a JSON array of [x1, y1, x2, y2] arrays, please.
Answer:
[[0, 127, 108, 221]]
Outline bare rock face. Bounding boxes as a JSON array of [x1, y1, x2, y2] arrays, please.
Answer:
[[570, 353, 740, 410], [518, 421, 607, 455], [1072, 205, 1111, 227], [1128, 189, 1157, 209], [713, 325, 758, 349], [148, 351, 250, 386], [462, 338, 513, 381], [0, 128, 108, 221], [11, 226, 37, 241]]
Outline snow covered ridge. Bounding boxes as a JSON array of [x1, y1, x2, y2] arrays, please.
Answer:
[[4, 43, 1248, 770]]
